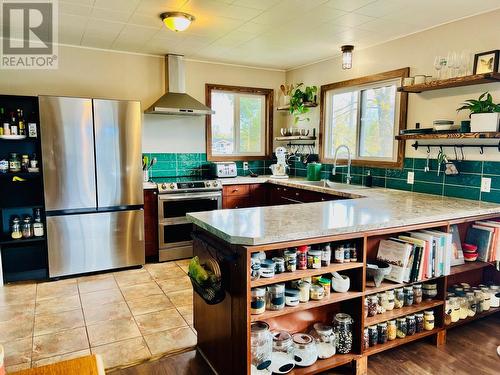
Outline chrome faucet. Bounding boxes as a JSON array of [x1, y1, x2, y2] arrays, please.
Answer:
[[331, 145, 352, 184]]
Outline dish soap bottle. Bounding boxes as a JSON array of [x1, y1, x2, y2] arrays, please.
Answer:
[[365, 170, 373, 187]]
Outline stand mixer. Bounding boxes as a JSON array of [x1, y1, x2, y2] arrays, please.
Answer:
[[269, 146, 289, 179]]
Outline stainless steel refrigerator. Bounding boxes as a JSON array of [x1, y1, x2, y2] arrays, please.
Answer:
[[39, 96, 145, 277]]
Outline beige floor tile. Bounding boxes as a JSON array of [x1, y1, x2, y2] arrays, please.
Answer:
[[145, 262, 182, 281], [80, 288, 124, 307], [126, 294, 173, 316], [0, 284, 37, 307], [32, 327, 89, 361], [134, 308, 187, 336], [78, 276, 118, 294], [175, 259, 190, 273], [0, 314, 34, 343], [6, 362, 31, 372], [35, 295, 81, 315], [0, 302, 35, 322], [86, 317, 141, 347], [91, 337, 151, 370], [114, 269, 152, 287], [34, 309, 84, 336], [36, 280, 78, 301], [83, 301, 131, 325], [2, 337, 32, 367], [157, 276, 192, 294], [166, 289, 193, 308], [120, 281, 163, 301], [77, 273, 113, 283], [144, 326, 197, 357], [32, 349, 91, 368], [149, 266, 186, 281], [176, 305, 194, 326]]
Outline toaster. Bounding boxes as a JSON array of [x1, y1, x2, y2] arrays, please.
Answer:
[[212, 162, 237, 178]]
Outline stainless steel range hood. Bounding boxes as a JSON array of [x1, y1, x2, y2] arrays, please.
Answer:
[[145, 54, 214, 116]]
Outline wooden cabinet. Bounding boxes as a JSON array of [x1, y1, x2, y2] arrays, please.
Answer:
[[143, 188, 158, 261], [268, 185, 339, 205], [223, 184, 269, 209]]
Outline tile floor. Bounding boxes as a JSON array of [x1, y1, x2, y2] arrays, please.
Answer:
[[0, 260, 196, 372]]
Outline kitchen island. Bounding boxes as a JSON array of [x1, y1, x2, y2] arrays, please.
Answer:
[[186, 179, 500, 375]]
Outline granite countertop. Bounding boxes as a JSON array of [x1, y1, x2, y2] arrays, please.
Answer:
[[143, 181, 157, 189], [187, 177, 500, 246]]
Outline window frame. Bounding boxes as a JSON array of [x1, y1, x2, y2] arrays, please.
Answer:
[[205, 83, 274, 161], [319, 68, 409, 169]]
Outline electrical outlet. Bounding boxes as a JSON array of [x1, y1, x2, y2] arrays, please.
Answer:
[[243, 162, 249, 171], [407, 171, 414, 185], [481, 177, 491, 193]]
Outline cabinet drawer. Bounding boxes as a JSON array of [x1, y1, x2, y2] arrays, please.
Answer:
[[223, 184, 250, 197], [223, 196, 250, 209]]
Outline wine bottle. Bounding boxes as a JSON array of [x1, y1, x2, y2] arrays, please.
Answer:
[[17, 109, 25, 136], [9, 112, 18, 135]]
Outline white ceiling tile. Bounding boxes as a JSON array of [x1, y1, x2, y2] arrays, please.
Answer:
[[112, 24, 159, 51], [93, 0, 141, 12], [232, 0, 281, 10], [128, 12, 164, 28], [181, 0, 263, 21], [91, 8, 133, 23], [299, 5, 347, 23], [250, 1, 327, 25], [325, 0, 376, 12], [134, 0, 188, 15], [235, 22, 272, 34], [58, 13, 88, 45], [354, 0, 405, 18], [333, 12, 375, 27], [81, 19, 125, 49], [59, 1, 93, 17]]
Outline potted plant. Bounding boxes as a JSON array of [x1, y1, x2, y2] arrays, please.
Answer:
[[457, 92, 500, 132], [289, 83, 318, 124]]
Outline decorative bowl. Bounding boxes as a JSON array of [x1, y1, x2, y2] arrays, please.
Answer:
[[366, 261, 392, 287]]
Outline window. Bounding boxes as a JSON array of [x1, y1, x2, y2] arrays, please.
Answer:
[[320, 68, 409, 168], [206, 84, 273, 160]]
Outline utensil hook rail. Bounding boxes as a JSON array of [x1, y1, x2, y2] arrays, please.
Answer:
[[411, 141, 500, 154]]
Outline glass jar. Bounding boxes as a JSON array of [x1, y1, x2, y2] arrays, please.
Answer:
[[480, 287, 491, 311], [394, 288, 404, 309], [474, 290, 484, 313], [292, 333, 317, 367], [387, 320, 397, 341], [424, 310, 435, 330], [333, 313, 353, 354], [284, 249, 297, 272], [396, 317, 407, 338], [321, 243, 331, 266], [343, 245, 350, 262], [450, 296, 460, 323], [10, 216, 22, 240], [378, 292, 388, 314], [415, 312, 424, 333], [270, 330, 295, 374], [386, 290, 395, 311], [422, 283, 438, 301], [21, 215, 33, 239], [310, 323, 336, 359], [296, 246, 308, 270], [406, 314, 416, 336], [250, 253, 261, 281], [285, 288, 299, 307], [251, 321, 272, 371], [350, 243, 358, 262], [465, 291, 477, 317], [9, 153, 21, 173], [307, 250, 321, 269], [260, 259, 275, 278], [318, 278, 331, 297], [266, 284, 285, 311], [403, 286, 414, 306], [32, 208, 44, 237], [297, 281, 310, 303], [334, 244, 344, 263], [367, 295, 378, 317], [251, 287, 266, 315], [273, 257, 285, 274], [444, 297, 452, 326], [490, 285, 499, 308], [413, 284, 423, 304], [377, 322, 388, 344], [364, 297, 369, 318], [21, 154, 29, 172], [458, 296, 469, 319], [363, 328, 369, 349], [310, 284, 324, 301], [368, 325, 378, 347]]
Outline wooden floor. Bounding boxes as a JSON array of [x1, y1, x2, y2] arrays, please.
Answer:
[[110, 314, 499, 375]]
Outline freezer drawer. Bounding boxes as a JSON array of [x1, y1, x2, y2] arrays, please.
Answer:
[[47, 210, 145, 277]]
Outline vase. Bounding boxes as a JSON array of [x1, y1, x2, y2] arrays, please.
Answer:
[[470, 112, 500, 132]]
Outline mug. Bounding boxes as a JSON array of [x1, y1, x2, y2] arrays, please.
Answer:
[[403, 77, 414, 86], [414, 75, 426, 84]]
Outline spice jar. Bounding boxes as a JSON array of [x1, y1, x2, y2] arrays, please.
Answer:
[[364, 297, 369, 318], [292, 333, 318, 367], [333, 313, 353, 354], [298, 281, 310, 303], [251, 321, 272, 371], [363, 328, 369, 349], [310, 284, 324, 301], [307, 249, 321, 269], [415, 312, 424, 333], [350, 243, 358, 262], [297, 246, 308, 270], [285, 288, 300, 307], [403, 286, 414, 306], [396, 317, 407, 338], [424, 310, 435, 330], [273, 257, 285, 274], [260, 259, 275, 278], [9, 153, 21, 173], [406, 314, 416, 336], [266, 284, 285, 311], [368, 325, 378, 347], [334, 245, 344, 263], [343, 245, 350, 262], [310, 323, 336, 359], [367, 295, 378, 317], [480, 287, 491, 311], [378, 292, 388, 314], [250, 253, 261, 281], [377, 322, 388, 344], [413, 284, 423, 304], [422, 283, 438, 300], [251, 288, 266, 315], [318, 278, 331, 297], [394, 288, 404, 309], [10, 216, 22, 240], [321, 243, 331, 266], [21, 215, 33, 239], [386, 290, 395, 311], [284, 249, 297, 272], [387, 320, 397, 341]]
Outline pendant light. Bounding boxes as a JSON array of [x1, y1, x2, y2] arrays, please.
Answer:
[[160, 12, 196, 32], [341, 45, 354, 69]]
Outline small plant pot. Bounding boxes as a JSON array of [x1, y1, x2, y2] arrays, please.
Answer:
[[470, 112, 500, 132]]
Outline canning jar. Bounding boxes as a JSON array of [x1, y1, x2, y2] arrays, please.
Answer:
[[251, 287, 266, 315], [273, 257, 285, 274], [450, 296, 460, 323], [444, 297, 452, 325], [333, 313, 353, 354], [260, 259, 275, 278], [458, 297, 469, 319], [285, 288, 299, 307], [378, 292, 388, 313], [343, 245, 350, 262], [364, 297, 369, 318], [334, 245, 344, 263], [270, 330, 295, 374], [292, 333, 318, 367], [480, 287, 491, 311], [310, 284, 324, 301], [10, 216, 22, 240], [266, 284, 285, 311], [350, 243, 358, 262], [368, 325, 378, 347], [406, 314, 416, 336], [424, 310, 435, 330], [21, 215, 33, 239], [387, 320, 397, 341], [297, 281, 310, 303], [415, 312, 424, 333], [403, 286, 414, 306], [474, 290, 484, 313], [423, 283, 438, 300], [251, 321, 272, 371], [310, 323, 336, 359], [318, 278, 331, 297], [394, 288, 404, 309], [367, 295, 378, 317], [308, 250, 321, 269], [490, 285, 499, 308], [363, 328, 369, 349], [396, 317, 407, 338], [321, 243, 331, 266], [386, 290, 395, 311], [284, 249, 297, 272], [297, 246, 308, 270], [377, 322, 388, 344], [251, 253, 261, 281], [465, 291, 477, 317], [413, 284, 423, 304]]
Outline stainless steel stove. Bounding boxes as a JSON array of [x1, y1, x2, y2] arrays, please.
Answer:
[[154, 177, 222, 261]]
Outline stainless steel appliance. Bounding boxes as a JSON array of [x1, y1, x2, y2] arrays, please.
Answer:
[[211, 162, 237, 178], [157, 177, 222, 261], [39, 96, 145, 277]]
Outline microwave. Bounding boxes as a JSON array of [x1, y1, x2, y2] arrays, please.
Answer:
[[211, 162, 237, 178]]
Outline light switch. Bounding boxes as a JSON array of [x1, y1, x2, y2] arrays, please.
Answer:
[[481, 177, 491, 193], [407, 171, 414, 185]]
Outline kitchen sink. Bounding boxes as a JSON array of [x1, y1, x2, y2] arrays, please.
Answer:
[[299, 180, 368, 189]]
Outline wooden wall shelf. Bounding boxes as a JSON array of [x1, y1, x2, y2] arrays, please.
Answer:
[[397, 72, 500, 93], [364, 276, 442, 296], [363, 328, 441, 356], [289, 353, 357, 375], [449, 261, 493, 276], [445, 306, 500, 329], [277, 102, 318, 111], [364, 300, 444, 327], [396, 132, 500, 141]]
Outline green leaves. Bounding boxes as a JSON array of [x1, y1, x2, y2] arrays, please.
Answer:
[[288, 84, 318, 123], [457, 91, 500, 115]]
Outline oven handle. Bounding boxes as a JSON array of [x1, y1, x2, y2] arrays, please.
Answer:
[[159, 217, 190, 226], [158, 192, 222, 201]]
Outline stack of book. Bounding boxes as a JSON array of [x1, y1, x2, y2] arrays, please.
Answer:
[[376, 230, 453, 283], [464, 220, 500, 262]]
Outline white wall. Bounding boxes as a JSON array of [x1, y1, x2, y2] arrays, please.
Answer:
[[285, 9, 500, 161]]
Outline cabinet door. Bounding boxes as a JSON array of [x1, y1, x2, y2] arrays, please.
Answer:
[[223, 196, 250, 209], [143, 189, 158, 259], [223, 184, 250, 197], [249, 184, 268, 207]]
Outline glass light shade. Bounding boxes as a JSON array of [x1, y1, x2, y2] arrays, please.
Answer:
[[342, 50, 352, 69], [161, 12, 195, 32]]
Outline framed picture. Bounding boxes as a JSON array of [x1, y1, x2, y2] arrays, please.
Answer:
[[473, 50, 499, 74]]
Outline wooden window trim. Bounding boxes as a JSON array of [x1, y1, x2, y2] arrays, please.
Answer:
[[206, 83, 274, 161], [319, 67, 409, 169]]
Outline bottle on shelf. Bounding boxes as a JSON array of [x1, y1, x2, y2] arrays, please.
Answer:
[[27, 111, 37, 138], [17, 109, 25, 136], [9, 112, 18, 135], [33, 208, 44, 237], [0, 107, 5, 136], [2, 108, 10, 136], [10, 216, 22, 240]]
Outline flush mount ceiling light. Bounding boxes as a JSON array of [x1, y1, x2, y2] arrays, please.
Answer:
[[341, 45, 354, 69], [160, 12, 195, 32]]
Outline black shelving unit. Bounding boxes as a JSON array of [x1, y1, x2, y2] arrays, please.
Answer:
[[0, 94, 48, 283]]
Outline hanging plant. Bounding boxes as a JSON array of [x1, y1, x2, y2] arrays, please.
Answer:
[[288, 83, 318, 124]]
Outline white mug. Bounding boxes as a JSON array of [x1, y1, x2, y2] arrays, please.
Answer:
[[403, 77, 414, 86], [414, 75, 426, 84]]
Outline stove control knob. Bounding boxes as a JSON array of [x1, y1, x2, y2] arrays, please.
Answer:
[[169, 183, 175, 190], [205, 181, 210, 187], [213, 181, 219, 187], [161, 183, 167, 190]]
